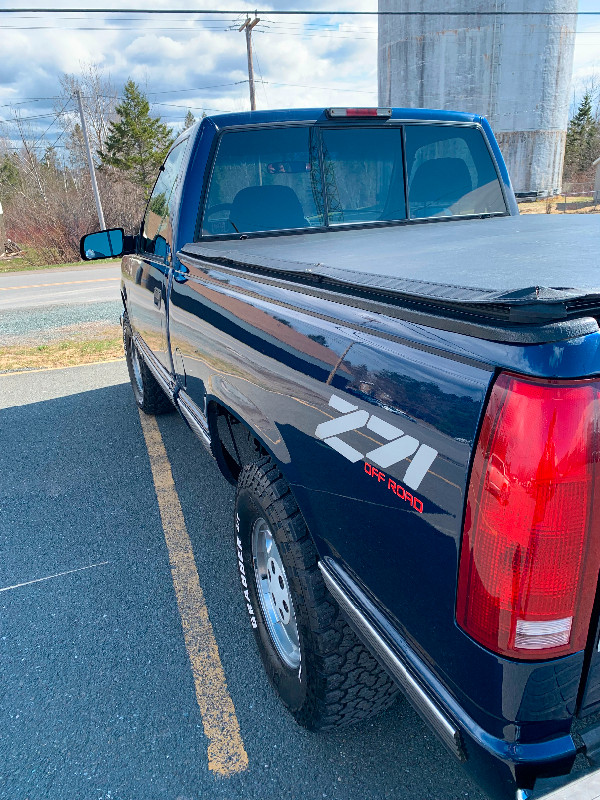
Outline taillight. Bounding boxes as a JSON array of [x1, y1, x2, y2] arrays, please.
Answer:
[[457, 372, 600, 660], [326, 107, 392, 119]]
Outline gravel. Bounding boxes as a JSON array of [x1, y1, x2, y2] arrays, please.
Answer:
[[0, 301, 122, 346]]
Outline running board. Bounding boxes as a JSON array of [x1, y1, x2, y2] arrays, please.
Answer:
[[134, 334, 177, 403], [177, 390, 211, 450], [133, 334, 211, 452], [318, 559, 464, 762]]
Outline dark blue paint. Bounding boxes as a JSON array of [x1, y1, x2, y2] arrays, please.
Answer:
[[115, 108, 599, 800]]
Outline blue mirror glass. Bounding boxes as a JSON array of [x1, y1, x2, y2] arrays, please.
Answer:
[[154, 235, 168, 259], [81, 228, 124, 260]]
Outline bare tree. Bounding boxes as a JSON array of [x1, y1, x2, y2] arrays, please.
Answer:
[[1, 68, 150, 264], [2, 105, 145, 264], [56, 63, 118, 165]]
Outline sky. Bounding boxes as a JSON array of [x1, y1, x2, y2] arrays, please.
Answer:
[[0, 1, 599, 156]]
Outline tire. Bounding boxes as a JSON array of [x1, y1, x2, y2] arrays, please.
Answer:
[[123, 315, 174, 415], [235, 457, 399, 731]]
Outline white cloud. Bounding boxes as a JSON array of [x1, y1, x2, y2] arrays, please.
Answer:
[[0, 2, 378, 145], [2, 0, 598, 148]]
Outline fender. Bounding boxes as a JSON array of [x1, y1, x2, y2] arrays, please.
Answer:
[[315, 394, 438, 491]]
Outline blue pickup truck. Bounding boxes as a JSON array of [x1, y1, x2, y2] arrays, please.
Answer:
[[81, 107, 600, 799]]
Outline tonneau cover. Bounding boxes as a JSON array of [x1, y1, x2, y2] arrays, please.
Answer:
[[181, 215, 600, 326]]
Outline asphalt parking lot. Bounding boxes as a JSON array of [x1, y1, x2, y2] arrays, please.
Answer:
[[0, 361, 486, 800]]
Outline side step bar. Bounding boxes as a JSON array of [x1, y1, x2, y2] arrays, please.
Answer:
[[318, 559, 464, 762], [177, 390, 211, 450], [134, 334, 177, 403], [133, 333, 212, 452]]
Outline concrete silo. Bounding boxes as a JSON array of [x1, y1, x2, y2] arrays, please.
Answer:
[[378, 0, 578, 195]]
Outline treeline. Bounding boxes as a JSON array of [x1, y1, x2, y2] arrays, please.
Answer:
[[563, 87, 600, 184], [1, 66, 598, 265], [0, 67, 198, 264]]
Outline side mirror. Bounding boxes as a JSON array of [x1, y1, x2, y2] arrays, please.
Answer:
[[153, 235, 169, 260], [80, 228, 124, 260]]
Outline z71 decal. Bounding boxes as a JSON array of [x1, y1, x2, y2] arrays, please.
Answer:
[[315, 394, 438, 492]]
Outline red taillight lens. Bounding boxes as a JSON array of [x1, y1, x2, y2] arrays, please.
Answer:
[[326, 107, 392, 118], [457, 373, 600, 659]]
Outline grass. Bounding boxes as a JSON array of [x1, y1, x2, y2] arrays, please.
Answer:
[[0, 335, 125, 372], [0, 256, 120, 274], [518, 195, 599, 215]]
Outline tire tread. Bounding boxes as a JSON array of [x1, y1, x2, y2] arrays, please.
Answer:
[[123, 315, 173, 416], [237, 457, 399, 731]]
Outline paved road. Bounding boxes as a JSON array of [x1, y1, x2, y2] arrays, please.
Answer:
[[0, 362, 486, 800], [0, 263, 122, 346], [0, 263, 120, 310]]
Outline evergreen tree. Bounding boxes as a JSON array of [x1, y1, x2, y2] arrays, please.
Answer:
[[564, 92, 599, 178], [0, 153, 21, 201], [42, 145, 59, 172], [182, 110, 195, 131], [100, 79, 174, 193], [66, 123, 87, 170]]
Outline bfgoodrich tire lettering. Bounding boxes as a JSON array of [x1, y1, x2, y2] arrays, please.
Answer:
[[123, 315, 173, 415], [235, 457, 399, 730]]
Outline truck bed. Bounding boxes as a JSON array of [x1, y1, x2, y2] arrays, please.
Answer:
[[180, 214, 600, 342]]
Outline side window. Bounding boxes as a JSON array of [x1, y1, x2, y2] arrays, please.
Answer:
[[142, 140, 187, 256], [404, 125, 506, 219]]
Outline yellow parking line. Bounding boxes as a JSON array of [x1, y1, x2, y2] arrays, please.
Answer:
[[0, 277, 119, 291], [138, 410, 248, 777], [0, 358, 125, 377]]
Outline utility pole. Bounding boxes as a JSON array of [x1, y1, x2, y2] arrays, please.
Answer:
[[75, 88, 105, 230], [238, 15, 260, 111]]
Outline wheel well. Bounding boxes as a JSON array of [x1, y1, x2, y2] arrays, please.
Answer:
[[208, 402, 269, 484]]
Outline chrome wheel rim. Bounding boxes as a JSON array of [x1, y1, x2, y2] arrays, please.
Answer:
[[252, 517, 300, 670], [130, 340, 143, 396]]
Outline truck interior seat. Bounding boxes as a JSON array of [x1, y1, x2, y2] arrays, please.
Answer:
[[230, 185, 307, 232], [409, 158, 473, 210]]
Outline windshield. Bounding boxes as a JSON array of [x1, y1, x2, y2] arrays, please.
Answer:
[[201, 123, 506, 236]]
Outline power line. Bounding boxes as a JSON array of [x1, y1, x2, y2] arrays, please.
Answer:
[[0, 24, 377, 40], [256, 30, 376, 40], [0, 14, 239, 19], [84, 81, 248, 99], [150, 102, 232, 112], [0, 98, 61, 108], [28, 98, 72, 150], [258, 80, 375, 93], [3, 144, 68, 149], [253, 44, 269, 108], [146, 81, 248, 95], [0, 24, 235, 30], [1, 111, 60, 121], [1, 8, 599, 15], [0, 82, 249, 116]]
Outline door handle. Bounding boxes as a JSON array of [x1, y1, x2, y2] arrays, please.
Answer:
[[153, 287, 161, 308]]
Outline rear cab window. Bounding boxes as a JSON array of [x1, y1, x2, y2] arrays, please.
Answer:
[[320, 127, 406, 224], [202, 127, 322, 235], [404, 125, 506, 218], [199, 121, 506, 238]]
